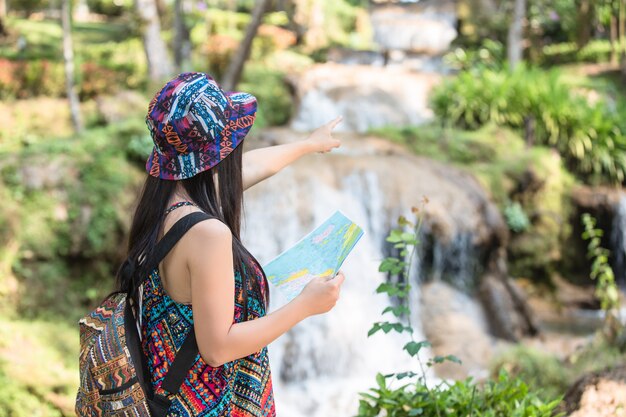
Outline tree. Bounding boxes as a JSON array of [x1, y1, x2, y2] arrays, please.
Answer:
[[173, 0, 191, 73], [61, 0, 83, 133], [221, 0, 271, 91], [0, 0, 8, 37], [134, 0, 173, 83], [507, 0, 526, 70], [576, 0, 594, 48]]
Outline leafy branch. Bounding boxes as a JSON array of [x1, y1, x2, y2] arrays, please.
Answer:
[[357, 198, 563, 417], [581, 212, 623, 344]]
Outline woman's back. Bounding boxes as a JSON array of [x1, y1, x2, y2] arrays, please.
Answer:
[[140, 203, 275, 416]]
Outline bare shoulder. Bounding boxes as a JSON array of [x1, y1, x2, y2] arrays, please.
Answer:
[[184, 217, 232, 252]]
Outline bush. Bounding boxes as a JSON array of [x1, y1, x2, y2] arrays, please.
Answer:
[[239, 65, 293, 127], [86, 0, 133, 17], [0, 59, 65, 99], [7, 0, 45, 16], [358, 370, 563, 417], [542, 40, 613, 65], [1, 120, 146, 319], [430, 65, 626, 185], [491, 341, 626, 404]]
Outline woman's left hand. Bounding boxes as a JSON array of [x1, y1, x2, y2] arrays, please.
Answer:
[[307, 116, 343, 154]]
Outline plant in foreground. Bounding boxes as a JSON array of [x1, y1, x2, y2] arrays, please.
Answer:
[[581, 212, 624, 346], [357, 198, 564, 417]]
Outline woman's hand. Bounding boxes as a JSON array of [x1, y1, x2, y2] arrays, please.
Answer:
[[307, 116, 343, 154], [296, 271, 346, 316]]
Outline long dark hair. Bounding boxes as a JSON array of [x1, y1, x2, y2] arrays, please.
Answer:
[[117, 144, 268, 319]]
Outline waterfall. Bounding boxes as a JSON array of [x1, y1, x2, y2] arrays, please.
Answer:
[[240, 132, 505, 416], [610, 194, 626, 287]]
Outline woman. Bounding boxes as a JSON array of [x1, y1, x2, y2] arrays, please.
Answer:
[[119, 72, 345, 416]]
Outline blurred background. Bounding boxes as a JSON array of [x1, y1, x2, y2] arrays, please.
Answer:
[[1, 0, 626, 416]]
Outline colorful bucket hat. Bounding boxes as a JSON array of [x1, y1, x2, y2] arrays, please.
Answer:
[[145, 72, 257, 180]]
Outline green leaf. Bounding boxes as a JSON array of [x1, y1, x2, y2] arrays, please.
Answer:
[[367, 323, 381, 337], [386, 230, 404, 243], [445, 354, 462, 364], [403, 341, 431, 357], [375, 373, 386, 389]]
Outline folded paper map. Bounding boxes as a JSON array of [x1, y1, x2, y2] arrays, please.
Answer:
[[263, 210, 364, 302]]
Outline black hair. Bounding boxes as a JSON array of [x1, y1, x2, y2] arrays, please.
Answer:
[[116, 143, 268, 319]]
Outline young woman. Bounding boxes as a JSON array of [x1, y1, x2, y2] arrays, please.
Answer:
[[118, 72, 345, 416]]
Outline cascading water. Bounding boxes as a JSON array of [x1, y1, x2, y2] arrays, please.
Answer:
[[610, 194, 626, 288], [240, 132, 506, 416]]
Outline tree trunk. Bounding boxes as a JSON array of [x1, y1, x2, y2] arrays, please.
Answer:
[[61, 0, 83, 133], [611, 11, 618, 66], [576, 0, 593, 48], [134, 0, 173, 83], [507, 0, 526, 70], [620, 0, 625, 54], [173, 0, 191, 73], [221, 0, 270, 91], [0, 0, 7, 37]]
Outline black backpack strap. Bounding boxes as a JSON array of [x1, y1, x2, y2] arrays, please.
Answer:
[[146, 211, 214, 271], [124, 300, 153, 396], [125, 211, 217, 417], [162, 331, 198, 392]]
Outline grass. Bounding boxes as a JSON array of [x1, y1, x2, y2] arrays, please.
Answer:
[[0, 17, 135, 60], [0, 318, 79, 417], [491, 338, 626, 403]]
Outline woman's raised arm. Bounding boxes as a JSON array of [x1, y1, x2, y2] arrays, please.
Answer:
[[242, 116, 343, 190]]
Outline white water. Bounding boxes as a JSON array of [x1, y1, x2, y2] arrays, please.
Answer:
[[242, 166, 425, 417], [238, 133, 502, 416]]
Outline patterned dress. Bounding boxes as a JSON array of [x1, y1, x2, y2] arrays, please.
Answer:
[[140, 238, 275, 417]]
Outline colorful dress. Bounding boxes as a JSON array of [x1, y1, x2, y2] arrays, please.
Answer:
[[140, 212, 275, 417]]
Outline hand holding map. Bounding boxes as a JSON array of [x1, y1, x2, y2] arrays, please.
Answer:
[[263, 211, 364, 303]]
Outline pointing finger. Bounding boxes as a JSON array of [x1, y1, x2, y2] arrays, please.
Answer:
[[327, 116, 343, 130]]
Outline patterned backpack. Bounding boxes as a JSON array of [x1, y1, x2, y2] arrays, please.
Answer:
[[75, 212, 211, 416]]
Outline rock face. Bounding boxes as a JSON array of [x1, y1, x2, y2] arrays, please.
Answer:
[[559, 366, 626, 417], [371, 0, 458, 55], [289, 64, 441, 133], [420, 281, 495, 380], [567, 186, 626, 286], [479, 273, 539, 341]]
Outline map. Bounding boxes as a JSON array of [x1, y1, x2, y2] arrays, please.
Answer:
[[263, 211, 364, 302]]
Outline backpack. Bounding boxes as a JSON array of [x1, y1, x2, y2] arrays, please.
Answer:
[[75, 212, 212, 417]]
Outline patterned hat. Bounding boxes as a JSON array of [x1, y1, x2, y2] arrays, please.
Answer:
[[145, 72, 257, 180]]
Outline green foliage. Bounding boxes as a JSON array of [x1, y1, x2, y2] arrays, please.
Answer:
[[490, 346, 570, 402], [491, 340, 626, 403], [581, 213, 624, 343], [0, 119, 145, 319], [0, 59, 65, 99], [444, 39, 505, 72], [0, 318, 79, 417], [431, 65, 626, 185], [86, 0, 133, 17], [542, 40, 613, 65], [504, 202, 530, 233], [7, 0, 45, 16], [0, 18, 144, 99], [359, 205, 563, 416], [239, 65, 292, 127], [358, 369, 563, 417]]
